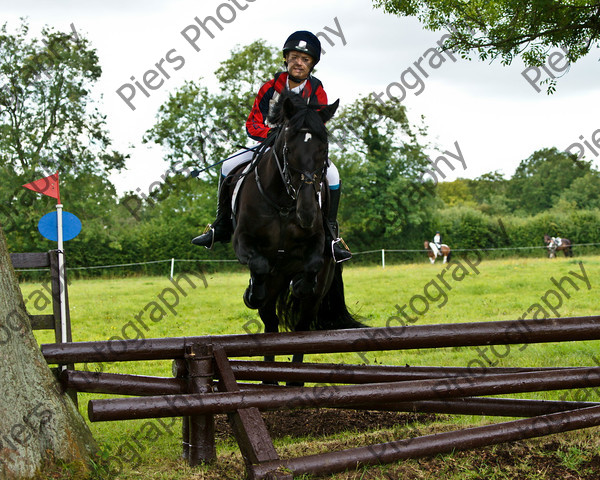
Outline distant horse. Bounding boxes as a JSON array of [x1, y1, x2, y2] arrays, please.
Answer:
[[229, 90, 365, 366], [424, 240, 451, 264], [544, 234, 573, 258]]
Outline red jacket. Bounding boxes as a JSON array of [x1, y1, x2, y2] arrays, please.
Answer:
[[246, 71, 328, 141]]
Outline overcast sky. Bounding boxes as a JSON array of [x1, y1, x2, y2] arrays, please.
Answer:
[[3, 0, 600, 196]]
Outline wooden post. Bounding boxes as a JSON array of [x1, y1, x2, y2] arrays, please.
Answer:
[[212, 346, 291, 480], [185, 343, 216, 466]]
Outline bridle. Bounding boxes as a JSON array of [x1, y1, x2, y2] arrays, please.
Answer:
[[255, 126, 327, 216]]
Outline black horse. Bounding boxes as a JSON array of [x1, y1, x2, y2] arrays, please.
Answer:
[[544, 234, 573, 258], [227, 91, 364, 364]]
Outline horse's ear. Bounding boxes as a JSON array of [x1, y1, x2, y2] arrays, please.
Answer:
[[318, 99, 339, 124]]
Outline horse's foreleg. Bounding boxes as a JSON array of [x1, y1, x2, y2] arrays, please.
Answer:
[[291, 249, 324, 298], [242, 254, 271, 309], [443, 255, 448, 264], [286, 299, 317, 386], [259, 300, 280, 383]]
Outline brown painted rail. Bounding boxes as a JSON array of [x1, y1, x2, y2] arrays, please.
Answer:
[[60, 370, 187, 396], [248, 405, 600, 479], [88, 367, 600, 422], [43, 315, 600, 364], [60, 369, 599, 418], [363, 398, 600, 417], [228, 361, 581, 384]]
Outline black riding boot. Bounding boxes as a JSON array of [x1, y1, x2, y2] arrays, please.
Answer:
[[327, 186, 352, 263], [191, 175, 233, 249]]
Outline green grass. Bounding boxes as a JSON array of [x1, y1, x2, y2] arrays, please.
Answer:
[[22, 255, 600, 479]]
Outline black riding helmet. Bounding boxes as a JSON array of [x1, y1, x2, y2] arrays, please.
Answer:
[[283, 30, 321, 67]]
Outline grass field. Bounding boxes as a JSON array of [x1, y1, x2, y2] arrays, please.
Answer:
[[23, 254, 600, 479]]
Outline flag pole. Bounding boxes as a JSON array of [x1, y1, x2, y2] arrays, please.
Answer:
[[22, 170, 69, 348], [56, 202, 68, 347]]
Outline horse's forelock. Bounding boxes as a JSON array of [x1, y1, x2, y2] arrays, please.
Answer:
[[269, 91, 328, 142]]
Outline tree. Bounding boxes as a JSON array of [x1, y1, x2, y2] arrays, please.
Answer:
[[437, 178, 476, 207], [0, 166, 122, 257], [468, 171, 511, 215], [0, 20, 125, 255], [373, 1, 600, 72], [0, 227, 97, 477], [143, 40, 280, 181], [0, 20, 126, 175], [328, 95, 439, 249], [507, 147, 591, 215], [559, 170, 600, 209], [140, 40, 282, 255]]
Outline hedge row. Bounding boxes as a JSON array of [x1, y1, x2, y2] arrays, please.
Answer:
[[10, 207, 600, 278]]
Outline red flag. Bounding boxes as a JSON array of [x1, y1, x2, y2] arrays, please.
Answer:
[[23, 171, 61, 203]]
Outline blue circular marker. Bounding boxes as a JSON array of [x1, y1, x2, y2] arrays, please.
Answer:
[[38, 211, 82, 242]]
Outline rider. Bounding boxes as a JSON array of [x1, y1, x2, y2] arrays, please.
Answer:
[[431, 231, 442, 257], [191, 30, 352, 262]]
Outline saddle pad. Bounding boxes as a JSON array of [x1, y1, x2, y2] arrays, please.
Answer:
[[231, 161, 254, 217]]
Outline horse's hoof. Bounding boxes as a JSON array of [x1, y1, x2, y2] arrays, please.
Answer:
[[286, 381, 305, 387], [291, 276, 316, 298], [243, 288, 259, 309], [262, 380, 279, 386], [243, 279, 265, 309]]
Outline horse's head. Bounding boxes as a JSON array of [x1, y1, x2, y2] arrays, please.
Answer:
[[543, 235, 551, 245], [269, 91, 339, 229]]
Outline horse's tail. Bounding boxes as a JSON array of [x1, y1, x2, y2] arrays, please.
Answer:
[[276, 263, 367, 332], [313, 263, 367, 330]]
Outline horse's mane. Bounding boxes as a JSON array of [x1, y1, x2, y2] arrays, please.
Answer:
[[268, 90, 329, 142]]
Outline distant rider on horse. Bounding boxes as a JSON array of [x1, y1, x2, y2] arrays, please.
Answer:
[[192, 30, 351, 262], [430, 231, 442, 257], [552, 236, 562, 247]]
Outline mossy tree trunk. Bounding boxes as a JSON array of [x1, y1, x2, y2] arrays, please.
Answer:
[[0, 228, 97, 478]]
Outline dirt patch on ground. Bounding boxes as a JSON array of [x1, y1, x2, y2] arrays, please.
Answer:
[[212, 409, 600, 479], [214, 408, 430, 441]]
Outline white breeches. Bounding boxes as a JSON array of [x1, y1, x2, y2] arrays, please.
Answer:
[[220, 146, 340, 189]]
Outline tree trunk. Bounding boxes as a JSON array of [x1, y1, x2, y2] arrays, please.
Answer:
[[0, 228, 97, 478]]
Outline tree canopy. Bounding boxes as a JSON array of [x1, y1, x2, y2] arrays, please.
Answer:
[[329, 95, 439, 248], [373, 0, 600, 69], [0, 20, 126, 175], [437, 148, 600, 216], [143, 40, 280, 181], [507, 147, 593, 213], [0, 20, 125, 252]]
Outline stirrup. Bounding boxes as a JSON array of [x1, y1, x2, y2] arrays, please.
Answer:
[[204, 224, 216, 250], [192, 224, 215, 250], [331, 237, 352, 263]]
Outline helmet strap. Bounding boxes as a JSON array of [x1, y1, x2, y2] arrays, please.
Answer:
[[287, 72, 307, 84]]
